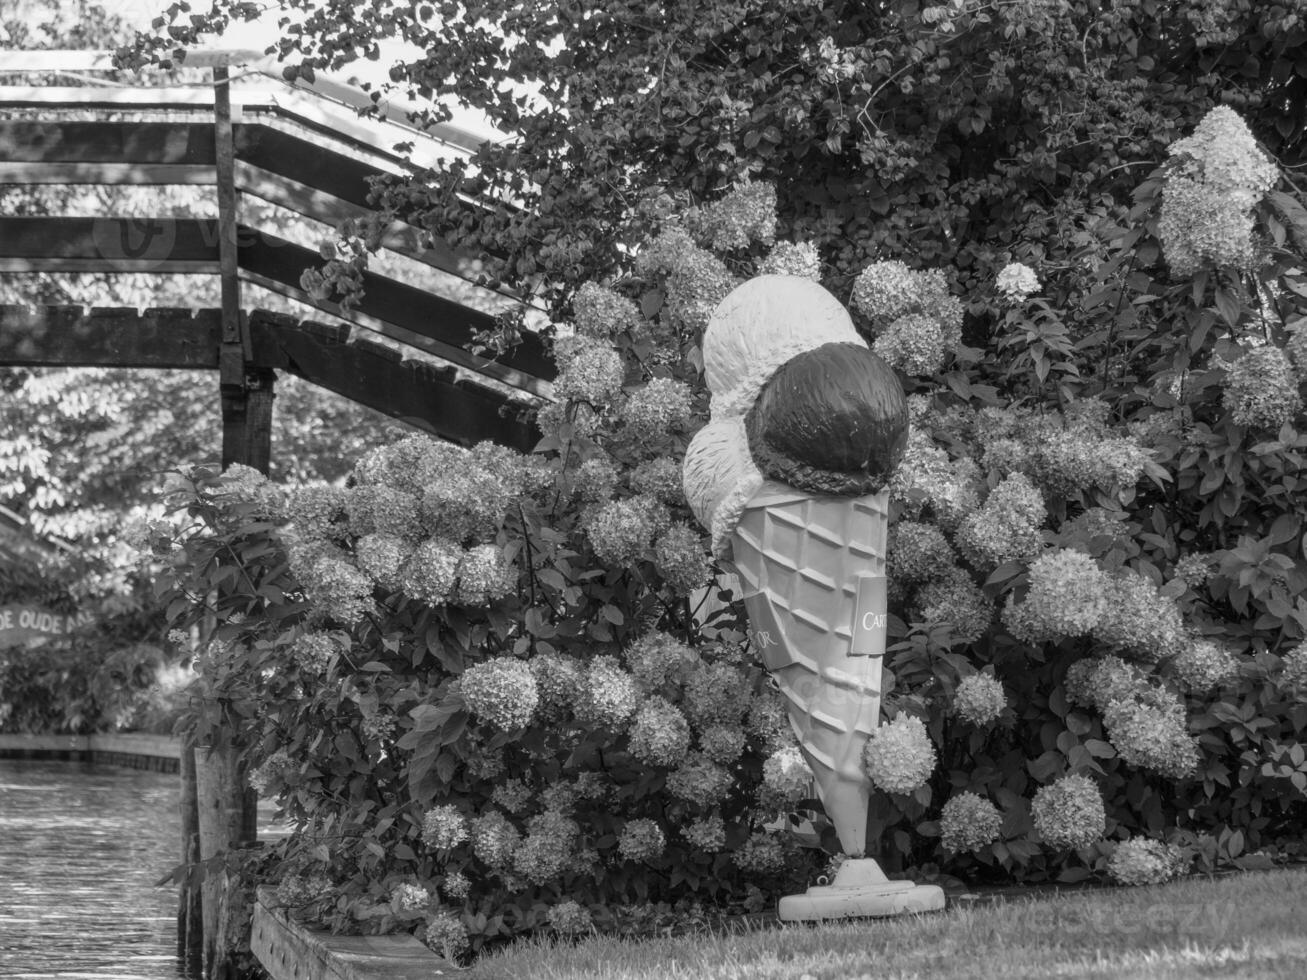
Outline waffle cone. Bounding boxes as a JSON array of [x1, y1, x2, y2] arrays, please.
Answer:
[[730, 480, 889, 856]]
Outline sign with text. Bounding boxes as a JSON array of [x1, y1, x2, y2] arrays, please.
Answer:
[[0, 604, 93, 645], [849, 574, 888, 658]]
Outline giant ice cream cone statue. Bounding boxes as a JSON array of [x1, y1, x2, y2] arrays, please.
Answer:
[[683, 275, 945, 920]]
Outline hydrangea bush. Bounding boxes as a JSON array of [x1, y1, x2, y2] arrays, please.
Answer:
[[152, 107, 1307, 958], [865, 104, 1307, 886]]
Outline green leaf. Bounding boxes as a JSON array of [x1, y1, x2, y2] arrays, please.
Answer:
[[1084, 739, 1115, 759], [640, 289, 665, 318], [983, 562, 1025, 590], [1267, 191, 1307, 249], [1268, 513, 1300, 546], [1213, 287, 1243, 328], [410, 701, 458, 733], [1064, 711, 1092, 736]]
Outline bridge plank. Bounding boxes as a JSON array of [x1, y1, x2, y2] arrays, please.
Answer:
[[234, 123, 381, 210], [233, 161, 476, 286], [248, 311, 540, 450], [0, 305, 222, 367], [237, 227, 554, 386], [0, 120, 216, 164], [0, 217, 550, 390], [0, 216, 220, 270], [0, 304, 540, 449], [0, 162, 216, 185]]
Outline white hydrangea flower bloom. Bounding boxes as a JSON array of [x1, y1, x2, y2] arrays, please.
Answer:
[[1170, 638, 1239, 694], [390, 882, 430, 912], [470, 810, 520, 866], [851, 259, 920, 322], [939, 792, 1003, 852], [1031, 773, 1105, 850], [461, 658, 538, 730], [862, 714, 936, 794], [421, 804, 469, 849], [1102, 698, 1199, 779], [1222, 346, 1301, 430], [577, 656, 639, 728], [1004, 549, 1110, 644], [627, 696, 692, 767], [617, 818, 666, 862], [1160, 106, 1278, 278], [954, 674, 1007, 726], [683, 815, 727, 852], [546, 900, 594, 934], [995, 262, 1039, 303], [1108, 838, 1186, 886], [1280, 644, 1307, 696], [758, 241, 822, 280], [762, 745, 813, 801]]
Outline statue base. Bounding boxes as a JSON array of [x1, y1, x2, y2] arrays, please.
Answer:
[[777, 858, 946, 922]]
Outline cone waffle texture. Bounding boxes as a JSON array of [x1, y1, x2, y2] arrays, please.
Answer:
[[730, 480, 889, 856]]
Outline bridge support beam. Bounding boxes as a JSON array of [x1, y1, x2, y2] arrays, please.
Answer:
[[195, 64, 266, 980]]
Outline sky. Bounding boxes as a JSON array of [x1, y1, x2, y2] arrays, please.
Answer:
[[101, 0, 287, 50]]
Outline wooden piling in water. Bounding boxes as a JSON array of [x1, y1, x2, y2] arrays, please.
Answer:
[[178, 732, 204, 976], [194, 740, 258, 980]]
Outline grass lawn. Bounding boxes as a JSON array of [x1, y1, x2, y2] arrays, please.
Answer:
[[463, 869, 1307, 979]]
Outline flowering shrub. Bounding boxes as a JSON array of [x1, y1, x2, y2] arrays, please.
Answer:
[[147, 185, 844, 958], [149, 112, 1307, 958], [862, 102, 1307, 888]]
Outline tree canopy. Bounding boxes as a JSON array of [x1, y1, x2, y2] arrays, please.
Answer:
[[121, 1, 1307, 311]]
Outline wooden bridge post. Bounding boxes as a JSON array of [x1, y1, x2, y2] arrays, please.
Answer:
[[194, 740, 259, 980], [195, 62, 268, 980], [214, 62, 275, 475], [178, 731, 204, 977]]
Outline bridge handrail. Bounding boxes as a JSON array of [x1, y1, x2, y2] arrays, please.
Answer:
[[0, 48, 500, 163], [0, 48, 554, 442]]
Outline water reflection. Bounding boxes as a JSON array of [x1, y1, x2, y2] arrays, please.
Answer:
[[0, 759, 186, 980]]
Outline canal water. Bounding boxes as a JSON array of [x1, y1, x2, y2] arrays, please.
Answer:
[[0, 758, 188, 980]]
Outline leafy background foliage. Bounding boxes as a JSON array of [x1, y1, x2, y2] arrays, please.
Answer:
[[121, 0, 1306, 310]]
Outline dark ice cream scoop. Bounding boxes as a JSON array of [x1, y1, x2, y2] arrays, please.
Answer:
[[744, 342, 909, 495]]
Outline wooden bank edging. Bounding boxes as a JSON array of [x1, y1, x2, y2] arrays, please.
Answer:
[[251, 887, 452, 980], [0, 732, 182, 771]]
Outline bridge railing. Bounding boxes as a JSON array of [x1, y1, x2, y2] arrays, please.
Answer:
[[0, 48, 553, 450]]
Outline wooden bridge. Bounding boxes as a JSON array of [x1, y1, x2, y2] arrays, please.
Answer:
[[0, 49, 555, 463], [0, 50, 559, 979]]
